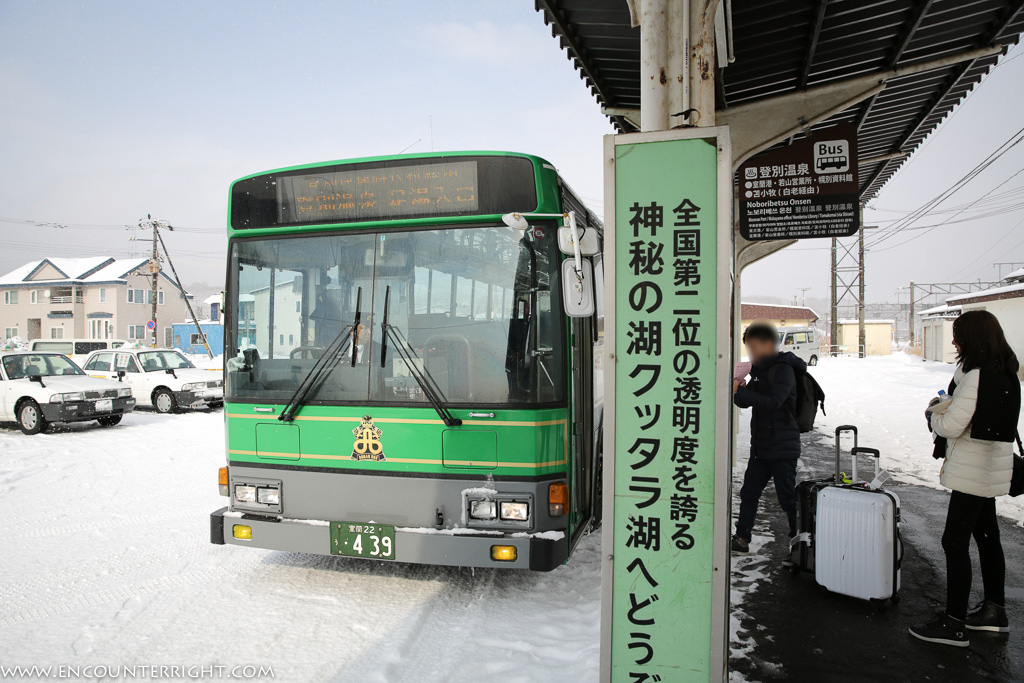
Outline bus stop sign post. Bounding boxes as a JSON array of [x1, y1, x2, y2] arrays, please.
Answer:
[[601, 128, 734, 682]]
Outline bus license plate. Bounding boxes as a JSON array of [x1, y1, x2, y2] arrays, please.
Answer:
[[330, 522, 395, 560], [95, 399, 113, 412]]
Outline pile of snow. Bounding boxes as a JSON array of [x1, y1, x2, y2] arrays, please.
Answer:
[[808, 353, 1024, 524], [0, 410, 600, 681]]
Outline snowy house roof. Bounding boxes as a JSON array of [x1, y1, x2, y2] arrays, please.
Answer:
[[0, 257, 187, 294], [741, 302, 819, 322], [204, 294, 222, 305], [946, 281, 1024, 306], [1004, 267, 1024, 282], [918, 304, 961, 317]]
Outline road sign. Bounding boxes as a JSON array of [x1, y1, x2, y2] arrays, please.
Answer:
[[146, 320, 156, 331], [738, 123, 859, 241], [602, 128, 733, 682]]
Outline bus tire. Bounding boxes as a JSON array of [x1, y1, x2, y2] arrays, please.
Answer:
[[808, 355, 818, 366], [18, 399, 47, 435], [153, 388, 177, 414]]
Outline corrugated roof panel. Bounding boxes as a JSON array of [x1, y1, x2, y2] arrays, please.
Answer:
[[537, 0, 1024, 199]]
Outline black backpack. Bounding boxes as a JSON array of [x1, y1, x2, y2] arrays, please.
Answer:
[[769, 364, 825, 433]]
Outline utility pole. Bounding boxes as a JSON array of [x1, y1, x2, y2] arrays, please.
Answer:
[[140, 215, 162, 348], [858, 227, 866, 359], [798, 287, 811, 307]]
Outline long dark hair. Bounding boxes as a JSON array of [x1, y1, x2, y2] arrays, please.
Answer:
[[952, 310, 1019, 375]]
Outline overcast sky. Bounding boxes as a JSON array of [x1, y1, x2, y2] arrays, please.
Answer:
[[2, 1, 1022, 305]]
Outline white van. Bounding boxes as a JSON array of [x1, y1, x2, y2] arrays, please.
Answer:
[[29, 339, 129, 363], [779, 326, 820, 366]]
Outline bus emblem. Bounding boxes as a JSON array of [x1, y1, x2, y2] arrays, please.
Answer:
[[352, 416, 386, 462]]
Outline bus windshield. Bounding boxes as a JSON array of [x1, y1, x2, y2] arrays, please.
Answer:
[[226, 225, 566, 406]]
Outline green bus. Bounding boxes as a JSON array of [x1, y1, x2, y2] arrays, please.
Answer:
[[210, 151, 604, 570]]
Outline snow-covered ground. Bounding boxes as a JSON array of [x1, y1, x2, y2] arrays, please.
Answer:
[[0, 410, 600, 682], [1, 352, 1019, 681], [808, 352, 1024, 524]]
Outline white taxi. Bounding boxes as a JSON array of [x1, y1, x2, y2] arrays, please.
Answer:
[[0, 351, 136, 434], [83, 348, 223, 413]]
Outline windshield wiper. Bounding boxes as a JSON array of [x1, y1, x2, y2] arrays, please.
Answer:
[[379, 287, 461, 427], [279, 287, 362, 422]]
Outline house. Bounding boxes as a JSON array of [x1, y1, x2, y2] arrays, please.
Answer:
[[918, 304, 961, 363], [740, 302, 819, 334], [0, 257, 192, 346], [946, 269, 1024, 372], [836, 319, 894, 356]]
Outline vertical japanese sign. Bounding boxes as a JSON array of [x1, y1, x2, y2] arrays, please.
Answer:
[[602, 129, 733, 683]]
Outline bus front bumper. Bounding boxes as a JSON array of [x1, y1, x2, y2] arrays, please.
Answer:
[[209, 507, 567, 571]]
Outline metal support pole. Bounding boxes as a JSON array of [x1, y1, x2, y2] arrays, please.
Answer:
[[689, 0, 717, 126], [830, 238, 838, 356], [858, 227, 866, 358], [638, 0, 670, 131], [908, 280, 915, 347]]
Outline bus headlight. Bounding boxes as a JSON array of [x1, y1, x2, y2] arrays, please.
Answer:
[[234, 485, 257, 503], [469, 500, 496, 520], [257, 486, 280, 505], [499, 501, 529, 521]]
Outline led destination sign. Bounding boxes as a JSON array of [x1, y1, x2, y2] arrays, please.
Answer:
[[277, 161, 479, 224], [229, 155, 538, 230]]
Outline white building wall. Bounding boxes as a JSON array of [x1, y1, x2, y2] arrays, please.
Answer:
[[959, 297, 1024, 376]]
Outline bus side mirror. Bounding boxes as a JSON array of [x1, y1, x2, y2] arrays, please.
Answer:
[[561, 259, 596, 318]]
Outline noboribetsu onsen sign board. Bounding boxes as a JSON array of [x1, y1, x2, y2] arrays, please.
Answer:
[[601, 129, 733, 682]]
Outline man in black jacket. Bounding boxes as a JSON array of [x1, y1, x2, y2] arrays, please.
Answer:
[[731, 322, 807, 555]]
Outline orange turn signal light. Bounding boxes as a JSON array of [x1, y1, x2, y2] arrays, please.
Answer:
[[218, 467, 229, 496], [491, 545, 517, 562], [548, 481, 568, 517]]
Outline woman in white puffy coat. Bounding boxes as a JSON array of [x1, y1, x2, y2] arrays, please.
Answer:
[[910, 310, 1020, 647]]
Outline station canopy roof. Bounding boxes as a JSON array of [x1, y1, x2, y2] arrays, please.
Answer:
[[535, 0, 1024, 199]]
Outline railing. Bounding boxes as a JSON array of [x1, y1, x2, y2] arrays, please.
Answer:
[[50, 296, 84, 304]]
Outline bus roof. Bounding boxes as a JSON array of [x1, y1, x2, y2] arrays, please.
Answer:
[[229, 150, 557, 186]]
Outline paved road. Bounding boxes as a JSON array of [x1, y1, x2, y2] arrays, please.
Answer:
[[729, 432, 1024, 682]]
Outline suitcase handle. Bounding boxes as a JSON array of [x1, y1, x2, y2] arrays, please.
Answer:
[[834, 426, 859, 482], [851, 447, 881, 481]]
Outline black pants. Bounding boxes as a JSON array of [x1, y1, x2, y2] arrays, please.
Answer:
[[735, 457, 797, 542], [942, 490, 1005, 619]]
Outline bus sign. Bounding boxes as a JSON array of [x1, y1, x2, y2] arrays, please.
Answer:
[[738, 122, 859, 241], [602, 129, 733, 682]]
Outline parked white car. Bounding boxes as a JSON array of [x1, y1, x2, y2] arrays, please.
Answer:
[[779, 325, 820, 366], [82, 348, 223, 413], [0, 351, 136, 434]]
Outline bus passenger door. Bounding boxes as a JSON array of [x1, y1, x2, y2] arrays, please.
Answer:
[[569, 314, 596, 548]]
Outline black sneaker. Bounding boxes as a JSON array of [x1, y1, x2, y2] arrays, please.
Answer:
[[731, 535, 750, 555], [966, 601, 1009, 633], [909, 613, 970, 648]]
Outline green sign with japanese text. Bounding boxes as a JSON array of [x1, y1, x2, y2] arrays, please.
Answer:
[[603, 133, 727, 682]]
